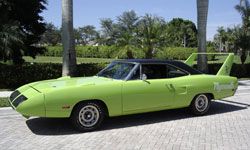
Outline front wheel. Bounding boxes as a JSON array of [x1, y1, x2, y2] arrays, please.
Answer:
[[189, 94, 211, 115], [70, 102, 105, 132]]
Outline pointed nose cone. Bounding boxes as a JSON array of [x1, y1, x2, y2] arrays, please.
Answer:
[[13, 88, 46, 117]]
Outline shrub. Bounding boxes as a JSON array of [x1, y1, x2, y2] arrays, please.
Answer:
[[155, 47, 216, 60], [44, 45, 145, 59], [43, 46, 215, 59], [155, 47, 196, 60], [195, 63, 250, 78], [0, 63, 106, 89], [44, 45, 120, 58], [1, 62, 249, 89]]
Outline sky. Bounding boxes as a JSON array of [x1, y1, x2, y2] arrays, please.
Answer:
[[42, 0, 242, 40]]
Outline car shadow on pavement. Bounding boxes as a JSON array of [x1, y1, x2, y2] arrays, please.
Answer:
[[26, 101, 247, 136]]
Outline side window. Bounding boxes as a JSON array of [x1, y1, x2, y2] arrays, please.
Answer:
[[129, 64, 188, 80], [142, 64, 167, 79], [130, 68, 140, 80], [166, 65, 188, 78]]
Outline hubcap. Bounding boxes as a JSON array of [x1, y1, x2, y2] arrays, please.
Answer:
[[195, 95, 208, 112], [79, 105, 100, 127]]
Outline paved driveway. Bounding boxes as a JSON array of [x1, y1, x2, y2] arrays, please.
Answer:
[[0, 84, 250, 150]]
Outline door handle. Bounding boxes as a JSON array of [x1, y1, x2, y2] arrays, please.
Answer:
[[166, 83, 175, 90]]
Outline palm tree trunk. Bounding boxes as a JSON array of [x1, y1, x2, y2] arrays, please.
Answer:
[[62, 0, 76, 76], [197, 0, 209, 73], [183, 34, 187, 47], [219, 37, 222, 52]]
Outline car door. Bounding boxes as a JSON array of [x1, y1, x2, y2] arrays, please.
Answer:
[[122, 64, 175, 113], [165, 64, 192, 107]]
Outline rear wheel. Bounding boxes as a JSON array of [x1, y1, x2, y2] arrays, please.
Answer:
[[190, 94, 211, 115], [70, 102, 105, 132]]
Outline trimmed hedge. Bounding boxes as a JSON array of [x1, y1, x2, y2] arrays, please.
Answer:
[[193, 63, 250, 78], [156, 47, 196, 60], [0, 62, 249, 89], [44, 45, 144, 59], [0, 63, 106, 89], [156, 47, 215, 60], [44, 45, 117, 58], [43, 46, 215, 60]]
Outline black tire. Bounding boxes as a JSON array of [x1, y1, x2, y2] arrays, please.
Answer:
[[189, 94, 211, 115], [70, 101, 105, 132]]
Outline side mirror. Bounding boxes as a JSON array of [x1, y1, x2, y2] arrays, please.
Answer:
[[141, 74, 147, 81]]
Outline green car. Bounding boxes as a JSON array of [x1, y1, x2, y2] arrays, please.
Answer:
[[9, 53, 238, 132]]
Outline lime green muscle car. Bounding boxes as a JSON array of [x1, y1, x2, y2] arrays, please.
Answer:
[[9, 53, 238, 132]]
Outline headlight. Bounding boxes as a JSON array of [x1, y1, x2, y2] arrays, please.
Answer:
[[12, 95, 27, 107], [10, 90, 21, 102]]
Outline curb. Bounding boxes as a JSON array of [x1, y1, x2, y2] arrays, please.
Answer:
[[0, 91, 12, 97], [0, 107, 12, 110]]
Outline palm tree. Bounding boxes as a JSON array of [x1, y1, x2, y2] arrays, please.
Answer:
[[136, 14, 166, 59], [216, 27, 228, 52], [116, 10, 139, 59], [236, 0, 250, 33], [237, 0, 250, 31], [235, 0, 250, 64], [197, 0, 209, 73], [62, 0, 76, 76]]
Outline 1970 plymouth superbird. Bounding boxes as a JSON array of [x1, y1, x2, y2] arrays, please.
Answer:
[[9, 53, 238, 132]]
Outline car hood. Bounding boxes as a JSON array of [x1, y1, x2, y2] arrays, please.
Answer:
[[27, 76, 117, 93]]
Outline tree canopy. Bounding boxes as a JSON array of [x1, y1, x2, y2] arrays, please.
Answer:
[[40, 10, 198, 59], [0, 0, 47, 64], [98, 12, 198, 58], [213, 0, 250, 64], [41, 23, 61, 46], [165, 18, 197, 47]]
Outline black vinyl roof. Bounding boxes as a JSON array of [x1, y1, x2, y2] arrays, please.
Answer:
[[114, 59, 202, 75]]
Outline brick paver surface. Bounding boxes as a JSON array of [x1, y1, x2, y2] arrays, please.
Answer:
[[0, 88, 250, 149]]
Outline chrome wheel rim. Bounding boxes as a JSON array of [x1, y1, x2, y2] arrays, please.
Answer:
[[195, 95, 208, 112], [79, 105, 100, 127]]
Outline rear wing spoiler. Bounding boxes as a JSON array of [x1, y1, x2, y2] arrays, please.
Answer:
[[184, 53, 234, 76]]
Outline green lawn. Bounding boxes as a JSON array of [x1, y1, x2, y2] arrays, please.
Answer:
[[0, 97, 10, 107], [209, 55, 250, 64], [23, 56, 114, 64]]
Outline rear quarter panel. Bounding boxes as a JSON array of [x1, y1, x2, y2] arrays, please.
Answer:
[[171, 75, 237, 108]]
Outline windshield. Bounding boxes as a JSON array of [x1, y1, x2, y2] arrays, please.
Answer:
[[97, 62, 135, 80]]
